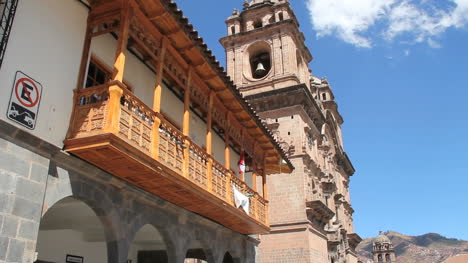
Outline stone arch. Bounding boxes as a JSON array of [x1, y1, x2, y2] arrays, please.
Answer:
[[127, 224, 171, 263], [36, 196, 110, 263], [385, 253, 391, 262], [126, 209, 178, 263], [178, 224, 216, 263], [39, 167, 126, 262]]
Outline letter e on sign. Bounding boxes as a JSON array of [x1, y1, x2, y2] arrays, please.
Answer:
[[6, 71, 43, 130]]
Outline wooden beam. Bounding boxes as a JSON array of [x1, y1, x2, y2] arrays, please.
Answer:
[[225, 112, 231, 170], [153, 37, 168, 113], [183, 67, 193, 179], [182, 67, 193, 136], [263, 154, 268, 200], [206, 91, 215, 192], [112, 0, 131, 82], [206, 91, 215, 154], [76, 21, 92, 90], [252, 160, 257, 192]]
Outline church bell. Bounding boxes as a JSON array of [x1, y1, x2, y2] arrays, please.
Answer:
[[255, 62, 266, 75]]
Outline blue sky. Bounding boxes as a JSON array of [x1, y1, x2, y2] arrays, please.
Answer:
[[175, 0, 468, 240]]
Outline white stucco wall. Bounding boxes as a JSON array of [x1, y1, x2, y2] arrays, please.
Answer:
[[36, 229, 107, 263], [0, 0, 88, 146]]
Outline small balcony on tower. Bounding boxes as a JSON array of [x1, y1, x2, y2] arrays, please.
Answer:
[[64, 0, 292, 235]]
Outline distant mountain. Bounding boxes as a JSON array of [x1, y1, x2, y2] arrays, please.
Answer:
[[356, 231, 468, 263]]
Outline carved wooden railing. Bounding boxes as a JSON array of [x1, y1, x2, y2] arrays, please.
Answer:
[[67, 82, 269, 226], [188, 141, 208, 188]]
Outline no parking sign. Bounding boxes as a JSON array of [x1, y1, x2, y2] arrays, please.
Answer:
[[7, 71, 43, 129]]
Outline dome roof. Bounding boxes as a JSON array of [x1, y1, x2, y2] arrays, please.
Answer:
[[374, 233, 391, 244]]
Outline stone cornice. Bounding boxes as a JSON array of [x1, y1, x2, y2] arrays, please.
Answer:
[[245, 84, 326, 129], [220, 20, 312, 62]]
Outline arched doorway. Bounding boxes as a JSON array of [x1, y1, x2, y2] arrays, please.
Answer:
[[35, 197, 108, 263], [128, 224, 168, 263], [184, 240, 210, 263], [222, 252, 234, 263]]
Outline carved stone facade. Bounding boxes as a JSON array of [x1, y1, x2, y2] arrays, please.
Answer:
[[221, 1, 361, 262]]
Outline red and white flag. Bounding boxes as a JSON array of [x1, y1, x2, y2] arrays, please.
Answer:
[[238, 152, 245, 174]]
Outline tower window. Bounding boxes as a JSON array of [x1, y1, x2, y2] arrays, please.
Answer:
[[322, 93, 327, 100], [253, 19, 262, 29], [230, 26, 235, 35], [378, 254, 383, 262], [278, 12, 284, 21], [250, 52, 271, 78], [385, 254, 391, 262]]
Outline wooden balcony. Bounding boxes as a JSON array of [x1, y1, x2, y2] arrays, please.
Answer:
[[64, 82, 269, 234]]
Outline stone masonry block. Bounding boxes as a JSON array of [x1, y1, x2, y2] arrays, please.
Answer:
[[0, 236, 8, 260], [19, 220, 39, 240], [1, 216, 19, 238], [0, 138, 6, 150], [29, 163, 48, 184], [23, 240, 37, 263], [0, 151, 30, 178], [0, 194, 13, 214], [0, 172, 16, 194], [16, 177, 44, 202], [12, 197, 41, 221], [6, 238, 25, 263]]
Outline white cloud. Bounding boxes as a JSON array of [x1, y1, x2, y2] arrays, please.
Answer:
[[306, 0, 468, 48], [404, 49, 411, 56], [306, 0, 396, 47]]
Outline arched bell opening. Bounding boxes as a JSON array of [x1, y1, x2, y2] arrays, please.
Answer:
[[246, 42, 272, 80], [35, 197, 108, 263]]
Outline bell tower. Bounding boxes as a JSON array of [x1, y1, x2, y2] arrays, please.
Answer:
[[221, 1, 362, 263], [220, 0, 313, 96], [373, 232, 397, 263]]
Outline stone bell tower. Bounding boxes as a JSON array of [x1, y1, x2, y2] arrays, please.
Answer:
[[372, 232, 397, 263], [221, 1, 362, 263], [220, 0, 313, 95]]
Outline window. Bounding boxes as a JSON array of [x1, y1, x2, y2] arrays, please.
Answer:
[[253, 19, 262, 29], [0, 0, 19, 69], [86, 57, 111, 88], [278, 12, 284, 21], [322, 93, 327, 100], [230, 26, 235, 35], [378, 254, 383, 262], [385, 254, 391, 262]]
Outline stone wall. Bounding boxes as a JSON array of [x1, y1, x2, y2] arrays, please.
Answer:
[[0, 120, 255, 263]]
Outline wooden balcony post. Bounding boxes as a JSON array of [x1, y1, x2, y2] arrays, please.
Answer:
[[67, 20, 92, 140], [226, 171, 233, 204], [151, 38, 168, 160], [224, 112, 231, 170], [112, 0, 131, 82], [104, 84, 124, 134], [239, 127, 245, 182], [252, 160, 257, 192], [206, 91, 215, 191], [153, 37, 168, 113], [182, 67, 193, 178], [263, 156, 268, 201], [76, 20, 92, 90]]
